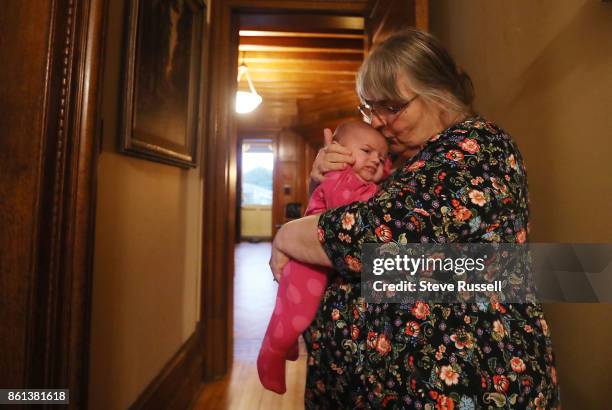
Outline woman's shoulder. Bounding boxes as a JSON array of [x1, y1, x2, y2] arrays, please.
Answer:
[[434, 116, 514, 147], [393, 116, 526, 181], [425, 116, 521, 162]]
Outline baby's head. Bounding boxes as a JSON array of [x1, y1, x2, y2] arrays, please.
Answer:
[[333, 120, 389, 183]]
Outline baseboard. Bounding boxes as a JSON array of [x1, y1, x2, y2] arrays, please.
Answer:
[[239, 236, 271, 243], [129, 322, 204, 410]]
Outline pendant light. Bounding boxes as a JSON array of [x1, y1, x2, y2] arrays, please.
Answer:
[[235, 58, 262, 114]]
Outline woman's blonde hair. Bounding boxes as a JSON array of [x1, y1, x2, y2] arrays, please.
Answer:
[[357, 29, 475, 115]]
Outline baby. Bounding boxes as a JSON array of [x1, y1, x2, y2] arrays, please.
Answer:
[[257, 120, 389, 394]]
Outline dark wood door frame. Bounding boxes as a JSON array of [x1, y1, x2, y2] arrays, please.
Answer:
[[201, 0, 368, 381], [0, 0, 107, 408], [30, 0, 107, 406]]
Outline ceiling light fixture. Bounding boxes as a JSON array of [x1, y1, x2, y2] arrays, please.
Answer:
[[235, 63, 262, 114]]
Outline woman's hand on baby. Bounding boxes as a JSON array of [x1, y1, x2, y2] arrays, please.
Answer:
[[270, 240, 290, 282], [310, 128, 355, 184]]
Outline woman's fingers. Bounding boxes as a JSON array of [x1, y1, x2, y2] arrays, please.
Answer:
[[323, 128, 334, 146], [310, 143, 355, 181], [326, 150, 355, 166], [325, 142, 354, 157]]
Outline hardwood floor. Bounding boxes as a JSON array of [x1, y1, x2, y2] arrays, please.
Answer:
[[192, 242, 306, 409]]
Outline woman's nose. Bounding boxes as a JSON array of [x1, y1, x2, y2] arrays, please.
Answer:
[[370, 115, 386, 129]]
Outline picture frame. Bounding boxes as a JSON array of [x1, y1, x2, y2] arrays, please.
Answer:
[[120, 0, 205, 168]]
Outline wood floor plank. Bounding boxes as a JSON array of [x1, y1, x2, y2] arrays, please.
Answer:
[[192, 243, 306, 410]]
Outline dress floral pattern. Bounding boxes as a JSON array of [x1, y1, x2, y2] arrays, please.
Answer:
[[306, 117, 560, 409]]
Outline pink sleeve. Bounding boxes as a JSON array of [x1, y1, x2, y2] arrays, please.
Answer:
[[304, 168, 377, 216], [304, 183, 329, 215]]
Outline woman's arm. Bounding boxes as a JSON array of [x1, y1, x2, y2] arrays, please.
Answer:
[[270, 214, 332, 281]]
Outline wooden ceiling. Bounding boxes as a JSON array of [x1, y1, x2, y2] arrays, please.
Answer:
[[235, 12, 366, 145]]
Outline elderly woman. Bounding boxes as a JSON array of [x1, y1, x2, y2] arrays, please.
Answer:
[[270, 29, 560, 409]]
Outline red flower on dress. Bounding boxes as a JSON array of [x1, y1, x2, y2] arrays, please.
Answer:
[[375, 224, 392, 242], [341, 212, 355, 230], [375, 334, 392, 356], [459, 138, 480, 154], [439, 365, 459, 386], [516, 228, 527, 244], [492, 302, 507, 314], [367, 331, 378, 349], [454, 206, 472, 222], [436, 394, 455, 410], [450, 330, 474, 349], [345, 255, 362, 272], [317, 226, 325, 242], [350, 324, 360, 340], [493, 375, 510, 393], [445, 150, 464, 161], [407, 160, 426, 171], [352, 306, 360, 320], [413, 208, 430, 217], [404, 321, 421, 337], [511, 357, 526, 373], [411, 301, 430, 319], [468, 189, 487, 206]]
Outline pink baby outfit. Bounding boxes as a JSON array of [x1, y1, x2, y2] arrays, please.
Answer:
[[257, 167, 379, 394]]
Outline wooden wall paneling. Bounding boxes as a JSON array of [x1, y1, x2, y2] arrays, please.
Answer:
[[239, 35, 363, 51], [129, 324, 205, 410], [239, 13, 365, 33], [240, 49, 364, 62], [241, 71, 357, 83], [244, 59, 361, 73], [273, 130, 296, 235], [278, 129, 298, 162], [415, 0, 429, 31], [295, 131, 307, 208], [0, 0, 106, 407], [297, 113, 361, 145], [365, 0, 429, 50]]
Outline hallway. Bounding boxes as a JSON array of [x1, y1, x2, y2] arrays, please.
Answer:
[[193, 243, 306, 409]]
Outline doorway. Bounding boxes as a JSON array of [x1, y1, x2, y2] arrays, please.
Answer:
[[239, 139, 274, 241], [199, 1, 370, 405]]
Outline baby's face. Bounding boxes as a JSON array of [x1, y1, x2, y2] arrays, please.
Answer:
[[341, 129, 389, 183]]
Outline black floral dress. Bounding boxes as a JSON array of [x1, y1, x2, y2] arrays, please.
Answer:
[[305, 117, 560, 409]]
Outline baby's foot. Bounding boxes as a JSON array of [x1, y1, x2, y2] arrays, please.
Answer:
[[257, 339, 287, 394], [286, 341, 299, 361]]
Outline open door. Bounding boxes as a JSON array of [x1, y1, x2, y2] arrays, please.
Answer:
[[239, 139, 275, 241]]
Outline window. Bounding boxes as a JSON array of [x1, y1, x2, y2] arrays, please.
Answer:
[[241, 140, 273, 206]]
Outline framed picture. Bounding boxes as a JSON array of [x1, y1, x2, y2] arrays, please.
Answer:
[[120, 0, 206, 168]]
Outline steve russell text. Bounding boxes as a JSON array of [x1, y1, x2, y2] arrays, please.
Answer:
[[370, 255, 502, 293]]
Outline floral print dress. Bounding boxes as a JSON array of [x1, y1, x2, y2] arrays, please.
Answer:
[[306, 117, 560, 409]]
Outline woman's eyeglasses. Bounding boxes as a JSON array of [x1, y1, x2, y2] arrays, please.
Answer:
[[358, 95, 419, 126]]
